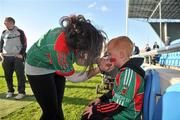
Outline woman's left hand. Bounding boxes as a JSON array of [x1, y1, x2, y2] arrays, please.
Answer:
[[98, 58, 114, 72]]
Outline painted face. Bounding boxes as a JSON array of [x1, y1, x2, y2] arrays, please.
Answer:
[[106, 46, 120, 67]]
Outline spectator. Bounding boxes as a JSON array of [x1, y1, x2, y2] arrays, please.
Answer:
[[25, 14, 112, 120], [133, 43, 140, 55], [0, 17, 27, 99], [145, 43, 151, 52], [152, 42, 160, 65], [82, 36, 145, 120], [153, 42, 159, 49]]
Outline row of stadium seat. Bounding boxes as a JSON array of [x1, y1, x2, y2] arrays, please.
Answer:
[[159, 51, 180, 67]]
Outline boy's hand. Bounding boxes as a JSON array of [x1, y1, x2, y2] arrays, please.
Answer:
[[88, 98, 101, 106], [83, 106, 93, 119]]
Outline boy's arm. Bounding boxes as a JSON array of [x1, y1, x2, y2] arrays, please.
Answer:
[[18, 29, 27, 56], [92, 101, 126, 117], [99, 90, 113, 101]]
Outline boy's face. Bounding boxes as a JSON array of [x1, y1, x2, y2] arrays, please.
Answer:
[[107, 45, 120, 67]]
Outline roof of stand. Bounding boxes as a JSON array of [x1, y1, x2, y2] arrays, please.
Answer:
[[128, 0, 180, 20]]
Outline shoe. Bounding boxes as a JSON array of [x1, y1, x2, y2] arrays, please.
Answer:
[[14, 93, 25, 100], [6, 92, 14, 98]]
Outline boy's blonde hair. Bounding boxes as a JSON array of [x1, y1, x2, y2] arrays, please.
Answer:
[[108, 36, 133, 57]]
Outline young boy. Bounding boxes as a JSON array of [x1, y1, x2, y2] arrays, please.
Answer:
[[82, 36, 145, 120]]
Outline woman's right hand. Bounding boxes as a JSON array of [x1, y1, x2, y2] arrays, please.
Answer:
[[97, 57, 114, 72]]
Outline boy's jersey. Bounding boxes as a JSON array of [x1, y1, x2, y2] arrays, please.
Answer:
[[26, 27, 76, 76], [111, 67, 144, 120], [93, 58, 145, 120]]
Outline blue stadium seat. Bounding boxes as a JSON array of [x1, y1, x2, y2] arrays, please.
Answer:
[[143, 69, 161, 120], [174, 52, 179, 66], [143, 70, 152, 120], [166, 83, 180, 92], [159, 54, 165, 66], [154, 92, 180, 120], [149, 70, 161, 120]]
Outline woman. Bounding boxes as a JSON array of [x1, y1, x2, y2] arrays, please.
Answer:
[[25, 14, 110, 120]]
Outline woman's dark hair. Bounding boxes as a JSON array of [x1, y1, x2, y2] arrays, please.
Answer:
[[60, 14, 107, 71]]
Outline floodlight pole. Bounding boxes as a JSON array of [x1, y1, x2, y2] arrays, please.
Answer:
[[125, 0, 129, 36], [159, 1, 162, 43]]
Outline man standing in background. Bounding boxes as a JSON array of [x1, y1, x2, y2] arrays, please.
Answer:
[[133, 43, 140, 55], [0, 17, 27, 99], [153, 42, 159, 49]]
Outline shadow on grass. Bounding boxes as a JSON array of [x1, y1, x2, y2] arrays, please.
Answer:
[[0, 93, 35, 101], [66, 85, 96, 89], [63, 96, 90, 105]]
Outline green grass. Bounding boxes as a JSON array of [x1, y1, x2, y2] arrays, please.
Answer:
[[0, 64, 103, 120]]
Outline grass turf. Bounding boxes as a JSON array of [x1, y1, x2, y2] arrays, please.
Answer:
[[0, 64, 103, 120]]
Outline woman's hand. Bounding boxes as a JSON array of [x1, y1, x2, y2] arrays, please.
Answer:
[[97, 57, 114, 72]]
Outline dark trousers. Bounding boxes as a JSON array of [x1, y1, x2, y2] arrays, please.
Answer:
[[81, 114, 113, 120], [2, 56, 26, 94], [27, 73, 66, 120]]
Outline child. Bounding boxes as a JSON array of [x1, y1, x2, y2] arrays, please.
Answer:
[[82, 36, 145, 120]]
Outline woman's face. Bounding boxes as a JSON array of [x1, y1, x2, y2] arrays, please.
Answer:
[[76, 52, 88, 66]]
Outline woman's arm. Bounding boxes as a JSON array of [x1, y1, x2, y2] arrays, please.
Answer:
[[66, 58, 114, 83], [66, 67, 100, 83]]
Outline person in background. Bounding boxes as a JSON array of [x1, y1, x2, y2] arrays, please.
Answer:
[[145, 43, 151, 63], [145, 43, 151, 52], [25, 14, 112, 120], [153, 42, 159, 49], [133, 43, 140, 55], [152, 42, 160, 65], [0, 17, 27, 99], [82, 36, 145, 120]]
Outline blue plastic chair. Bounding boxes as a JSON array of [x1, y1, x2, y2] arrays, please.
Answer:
[[143, 69, 161, 120], [149, 70, 161, 120], [154, 92, 180, 120], [143, 70, 152, 120], [166, 83, 180, 92]]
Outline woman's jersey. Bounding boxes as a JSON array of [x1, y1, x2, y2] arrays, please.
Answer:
[[26, 27, 76, 76]]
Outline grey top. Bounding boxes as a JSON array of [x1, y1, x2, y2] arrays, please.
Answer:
[[25, 62, 55, 75], [0, 26, 26, 56]]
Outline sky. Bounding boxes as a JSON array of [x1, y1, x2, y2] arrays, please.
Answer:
[[0, 0, 164, 50]]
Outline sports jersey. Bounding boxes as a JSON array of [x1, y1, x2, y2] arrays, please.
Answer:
[[26, 27, 76, 76], [92, 58, 145, 120]]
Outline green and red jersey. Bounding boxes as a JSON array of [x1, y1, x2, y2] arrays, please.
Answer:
[[26, 27, 76, 76], [93, 58, 145, 120]]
